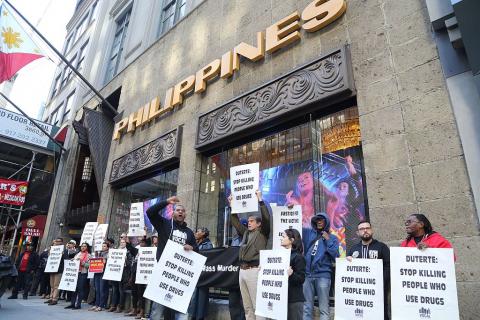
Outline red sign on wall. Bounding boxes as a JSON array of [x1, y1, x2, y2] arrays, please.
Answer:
[[0, 178, 28, 206], [21, 215, 47, 237]]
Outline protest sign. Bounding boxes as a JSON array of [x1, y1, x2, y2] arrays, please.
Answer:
[[255, 249, 290, 320], [334, 258, 384, 320], [102, 249, 127, 281], [128, 202, 145, 236], [230, 163, 259, 213], [144, 240, 207, 314], [272, 205, 302, 249], [390, 247, 459, 320], [197, 247, 240, 288], [93, 224, 108, 252], [135, 247, 157, 284], [45, 245, 64, 273], [58, 259, 80, 291], [88, 257, 105, 273], [80, 222, 98, 246]]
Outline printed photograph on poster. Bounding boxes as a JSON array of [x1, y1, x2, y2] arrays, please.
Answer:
[[390, 247, 459, 320], [45, 245, 64, 273], [334, 258, 384, 320], [271, 205, 302, 249], [80, 222, 98, 246], [128, 202, 146, 236], [230, 163, 259, 213], [143, 240, 207, 314], [102, 249, 127, 281], [255, 249, 290, 320], [58, 259, 80, 291], [88, 257, 105, 273], [135, 247, 157, 284], [93, 224, 108, 252]]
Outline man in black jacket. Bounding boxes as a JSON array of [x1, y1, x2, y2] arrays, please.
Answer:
[[347, 221, 390, 320], [146, 195, 197, 320], [8, 242, 39, 299]]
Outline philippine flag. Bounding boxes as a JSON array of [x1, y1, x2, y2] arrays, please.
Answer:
[[0, 2, 44, 84]]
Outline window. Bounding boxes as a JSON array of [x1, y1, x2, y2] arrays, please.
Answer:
[[60, 55, 76, 88], [76, 40, 89, 72], [64, 34, 74, 54], [74, 14, 89, 43], [105, 9, 131, 83], [50, 104, 63, 126], [51, 74, 61, 98], [159, 0, 187, 35], [89, 1, 97, 23], [62, 91, 75, 123]]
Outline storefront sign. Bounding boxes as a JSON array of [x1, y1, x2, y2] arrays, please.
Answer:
[[21, 215, 46, 237], [0, 178, 28, 206], [272, 205, 302, 249], [390, 247, 459, 320], [335, 258, 384, 320], [113, 0, 347, 141], [58, 259, 80, 291], [45, 245, 64, 273], [102, 249, 127, 281], [93, 224, 108, 252], [144, 240, 207, 314], [80, 222, 98, 247], [128, 202, 145, 236], [135, 247, 157, 284], [230, 163, 259, 213], [88, 258, 105, 273], [255, 249, 290, 320]]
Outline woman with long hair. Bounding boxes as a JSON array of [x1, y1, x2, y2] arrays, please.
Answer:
[[66, 242, 91, 309], [402, 214, 453, 252]]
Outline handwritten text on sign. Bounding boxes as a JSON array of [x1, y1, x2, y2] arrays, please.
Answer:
[[80, 222, 98, 247], [102, 249, 127, 281], [230, 163, 259, 213], [136, 247, 157, 284], [272, 205, 302, 249], [128, 202, 145, 236], [59, 259, 80, 291], [93, 224, 108, 252], [45, 245, 64, 273]]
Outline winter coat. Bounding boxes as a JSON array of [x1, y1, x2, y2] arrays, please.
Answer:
[[401, 232, 455, 260], [16, 250, 39, 273], [288, 249, 306, 303], [198, 238, 213, 251]]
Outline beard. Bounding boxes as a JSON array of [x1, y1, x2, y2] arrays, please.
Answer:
[[360, 234, 372, 241]]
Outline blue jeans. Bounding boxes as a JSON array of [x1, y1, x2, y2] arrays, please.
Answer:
[[150, 301, 188, 320], [303, 277, 331, 320], [70, 273, 88, 307], [93, 273, 109, 308]]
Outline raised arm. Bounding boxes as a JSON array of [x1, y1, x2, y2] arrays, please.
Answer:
[[146, 196, 178, 231], [256, 191, 270, 237], [228, 194, 247, 236]]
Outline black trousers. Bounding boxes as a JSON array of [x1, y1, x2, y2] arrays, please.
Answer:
[[228, 288, 246, 320], [12, 271, 33, 297]]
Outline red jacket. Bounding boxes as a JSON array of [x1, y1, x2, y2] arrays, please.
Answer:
[[401, 232, 455, 260]]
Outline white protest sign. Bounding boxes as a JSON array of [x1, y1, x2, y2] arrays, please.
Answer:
[[255, 249, 290, 320], [334, 258, 384, 320], [102, 249, 127, 281], [272, 205, 302, 249], [93, 224, 109, 252], [80, 222, 98, 246], [135, 247, 157, 284], [58, 259, 80, 291], [128, 202, 145, 236], [390, 247, 459, 320], [230, 163, 259, 213], [144, 240, 207, 314], [45, 245, 64, 273]]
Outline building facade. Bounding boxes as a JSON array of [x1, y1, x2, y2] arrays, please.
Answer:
[[42, 0, 479, 318]]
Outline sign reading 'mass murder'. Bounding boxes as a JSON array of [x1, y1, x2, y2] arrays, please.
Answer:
[[230, 163, 259, 213]]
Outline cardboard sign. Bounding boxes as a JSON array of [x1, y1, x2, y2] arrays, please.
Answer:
[[255, 249, 290, 320], [128, 202, 145, 236], [271, 205, 302, 249], [88, 257, 105, 273], [80, 222, 98, 247], [135, 247, 157, 284], [58, 259, 80, 291], [390, 247, 459, 320], [144, 240, 207, 314], [334, 258, 384, 320], [93, 224, 109, 252], [230, 163, 259, 213], [45, 245, 64, 273], [102, 249, 127, 281]]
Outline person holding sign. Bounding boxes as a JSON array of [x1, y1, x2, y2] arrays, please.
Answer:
[[302, 213, 339, 320], [228, 190, 270, 320], [402, 214, 454, 253], [45, 238, 76, 306], [65, 242, 91, 310], [89, 241, 109, 312], [347, 221, 390, 320], [280, 229, 306, 320]]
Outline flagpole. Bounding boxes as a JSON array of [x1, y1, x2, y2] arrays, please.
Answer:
[[3, 0, 119, 117]]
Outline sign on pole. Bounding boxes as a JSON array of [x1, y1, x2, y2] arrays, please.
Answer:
[[45, 245, 64, 273], [230, 163, 259, 213], [102, 249, 127, 281], [80, 222, 98, 247], [334, 258, 384, 320], [128, 202, 145, 236], [390, 247, 459, 320], [271, 205, 302, 249], [255, 249, 290, 320], [135, 247, 157, 284], [144, 240, 207, 314], [58, 259, 80, 291], [93, 224, 109, 252], [0, 178, 28, 206]]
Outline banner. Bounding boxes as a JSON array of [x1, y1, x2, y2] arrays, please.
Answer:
[[21, 215, 46, 237], [197, 247, 240, 288], [45, 245, 64, 273], [0, 108, 53, 148], [128, 202, 145, 236], [144, 240, 207, 314], [0, 178, 28, 206], [88, 257, 105, 273], [271, 205, 302, 249], [58, 259, 80, 291], [255, 249, 290, 320], [80, 222, 98, 247], [93, 224, 108, 252], [102, 249, 127, 281], [230, 163, 259, 213], [390, 247, 459, 320], [334, 258, 384, 320], [135, 247, 157, 284]]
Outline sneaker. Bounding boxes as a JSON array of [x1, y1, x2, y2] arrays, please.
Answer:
[[95, 307, 103, 312]]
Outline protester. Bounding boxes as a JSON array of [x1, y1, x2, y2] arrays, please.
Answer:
[[302, 212, 339, 320], [402, 214, 454, 251], [8, 242, 39, 299], [281, 229, 306, 320], [229, 218, 247, 320], [108, 237, 128, 313], [89, 241, 109, 311], [45, 237, 75, 305], [347, 220, 390, 320], [228, 190, 270, 320], [60, 239, 78, 301], [30, 245, 49, 297], [125, 237, 150, 319], [146, 195, 197, 320], [65, 242, 91, 310], [196, 228, 213, 250]]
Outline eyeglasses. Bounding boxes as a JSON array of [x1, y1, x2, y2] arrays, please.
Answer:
[[358, 227, 371, 232], [405, 219, 419, 225]]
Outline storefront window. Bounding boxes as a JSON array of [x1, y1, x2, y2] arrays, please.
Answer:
[[197, 106, 367, 256]]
